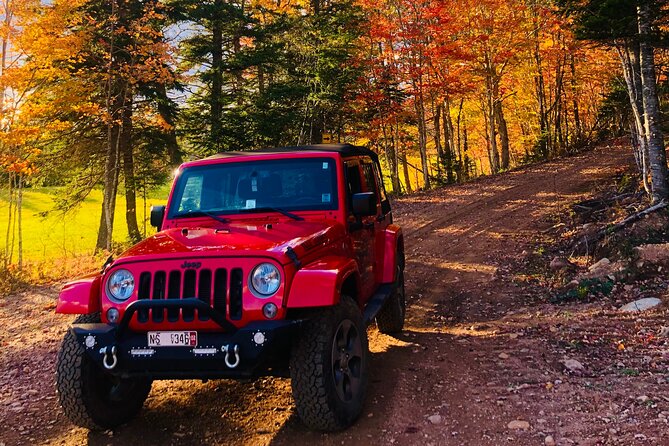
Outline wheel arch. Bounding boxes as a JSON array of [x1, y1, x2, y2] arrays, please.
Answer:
[[381, 225, 404, 283], [285, 256, 359, 309], [56, 274, 102, 315]]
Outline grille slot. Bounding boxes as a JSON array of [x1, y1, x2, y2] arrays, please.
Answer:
[[198, 269, 212, 321], [213, 268, 227, 316], [229, 268, 243, 320], [137, 272, 151, 323], [167, 271, 181, 322], [152, 271, 166, 322], [182, 269, 197, 321]]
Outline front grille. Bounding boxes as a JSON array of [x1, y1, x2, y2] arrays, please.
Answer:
[[135, 267, 243, 323]]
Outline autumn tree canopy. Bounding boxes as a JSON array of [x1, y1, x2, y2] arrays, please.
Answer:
[[1, 0, 666, 259]]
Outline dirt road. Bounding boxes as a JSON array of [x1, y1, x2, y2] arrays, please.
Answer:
[[3, 143, 668, 445]]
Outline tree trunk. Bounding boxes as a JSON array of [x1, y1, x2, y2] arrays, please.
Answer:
[[211, 4, 223, 150], [455, 98, 464, 182], [495, 99, 510, 170], [156, 84, 182, 167], [443, 96, 456, 183], [617, 41, 651, 195], [533, 12, 548, 159], [433, 102, 443, 178], [485, 75, 500, 174], [17, 173, 22, 270], [400, 146, 412, 194], [97, 1, 123, 252], [96, 76, 125, 252], [9, 173, 16, 263], [637, 3, 669, 202], [553, 57, 565, 154], [1, 0, 12, 112], [414, 93, 430, 189], [382, 122, 401, 194], [570, 53, 582, 142], [463, 125, 470, 180], [122, 97, 141, 244]]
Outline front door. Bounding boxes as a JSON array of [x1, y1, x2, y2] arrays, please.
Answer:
[[345, 159, 379, 300]]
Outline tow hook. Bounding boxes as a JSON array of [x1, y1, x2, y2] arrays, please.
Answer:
[[101, 345, 118, 370], [222, 344, 240, 369]]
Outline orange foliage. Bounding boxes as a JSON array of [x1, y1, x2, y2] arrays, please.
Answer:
[[352, 0, 618, 184]]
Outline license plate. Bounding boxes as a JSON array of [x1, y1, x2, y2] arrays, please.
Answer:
[[147, 331, 197, 347]]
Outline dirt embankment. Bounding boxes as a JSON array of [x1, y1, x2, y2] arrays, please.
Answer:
[[3, 142, 669, 445]]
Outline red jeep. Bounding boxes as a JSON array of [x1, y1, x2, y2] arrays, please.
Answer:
[[55, 144, 405, 431]]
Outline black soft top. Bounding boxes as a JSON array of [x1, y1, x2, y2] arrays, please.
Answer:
[[204, 144, 378, 162]]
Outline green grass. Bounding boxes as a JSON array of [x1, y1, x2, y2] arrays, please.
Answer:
[[0, 185, 171, 262]]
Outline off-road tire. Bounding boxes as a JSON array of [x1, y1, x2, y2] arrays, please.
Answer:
[[376, 262, 406, 334], [289, 297, 369, 431], [56, 313, 152, 430]]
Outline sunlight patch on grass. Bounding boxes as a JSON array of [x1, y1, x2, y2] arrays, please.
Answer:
[[0, 185, 170, 262]]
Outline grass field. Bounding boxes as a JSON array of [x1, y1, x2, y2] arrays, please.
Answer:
[[0, 185, 171, 262]]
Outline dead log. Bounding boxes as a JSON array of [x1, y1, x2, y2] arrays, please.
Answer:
[[572, 200, 668, 254], [572, 192, 640, 214]]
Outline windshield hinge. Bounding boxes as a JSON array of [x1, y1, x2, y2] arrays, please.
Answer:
[[101, 255, 114, 274], [286, 247, 301, 269]]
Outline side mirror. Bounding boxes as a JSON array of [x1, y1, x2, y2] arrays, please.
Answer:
[[351, 192, 377, 217], [150, 205, 166, 231]]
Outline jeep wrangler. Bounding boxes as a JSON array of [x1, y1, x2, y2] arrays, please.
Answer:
[[55, 144, 405, 431]]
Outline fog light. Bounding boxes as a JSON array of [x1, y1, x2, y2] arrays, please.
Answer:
[[107, 308, 120, 323], [262, 303, 278, 319], [85, 335, 96, 348]]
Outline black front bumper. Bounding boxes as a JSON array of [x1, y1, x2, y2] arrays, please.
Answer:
[[72, 300, 303, 379]]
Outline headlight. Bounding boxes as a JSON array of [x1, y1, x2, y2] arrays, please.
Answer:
[[250, 263, 281, 297], [107, 269, 135, 301]]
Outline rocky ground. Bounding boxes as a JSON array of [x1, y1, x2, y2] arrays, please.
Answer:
[[2, 141, 669, 445]]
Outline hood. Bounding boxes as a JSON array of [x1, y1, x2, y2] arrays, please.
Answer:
[[114, 220, 346, 265]]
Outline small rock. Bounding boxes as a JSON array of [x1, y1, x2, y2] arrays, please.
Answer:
[[550, 257, 573, 270], [619, 297, 662, 313], [545, 435, 556, 446], [637, 395, 650, 403], [427, 414, 443, 425], [589, 257, 611, 272], [537, 418, 547, 424], [498, 353, 510, 360], [634, 244, 669, 264], [658, 326, 669, 337], [562, 359, 584, 372], [565, 279, 580, 289], [507, 420, 530, 430]]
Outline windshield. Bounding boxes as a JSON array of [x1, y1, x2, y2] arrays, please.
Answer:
[[168, 157, 339, 218]]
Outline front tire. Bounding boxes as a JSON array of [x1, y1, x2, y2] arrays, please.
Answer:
[[56, 314, 152, 430], [289, 297, 369, 431]]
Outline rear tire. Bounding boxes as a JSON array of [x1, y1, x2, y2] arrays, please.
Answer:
[[56, 313, 152, 430], [289, 297, 369, 431], [376, 263, 406, 334]]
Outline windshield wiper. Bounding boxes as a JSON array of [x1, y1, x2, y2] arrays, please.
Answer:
[[172, 210, 230, 224], [239, 207, 304, 221]]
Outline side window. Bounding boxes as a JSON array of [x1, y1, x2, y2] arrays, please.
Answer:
[[346, 162, 362, 197], [372, 163, 391, 215], [361, 163, 377, 194]]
